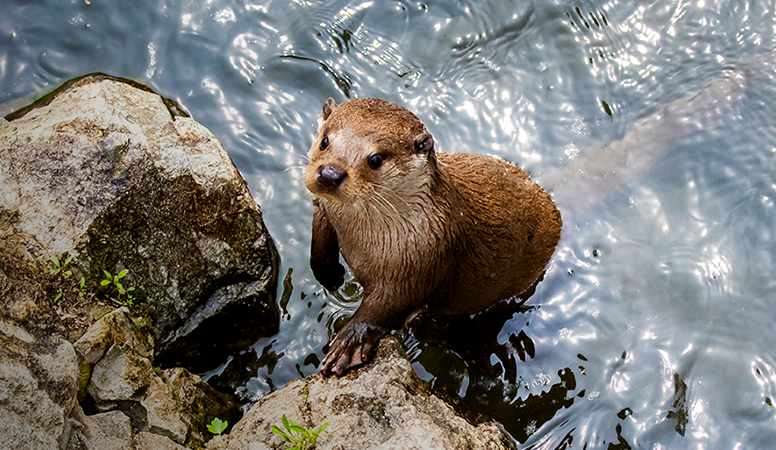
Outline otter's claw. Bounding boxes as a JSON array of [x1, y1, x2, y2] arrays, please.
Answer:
[[320, 321, 388, 377]]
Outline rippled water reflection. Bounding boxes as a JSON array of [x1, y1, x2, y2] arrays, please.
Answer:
[[3, 0, 776, 447]]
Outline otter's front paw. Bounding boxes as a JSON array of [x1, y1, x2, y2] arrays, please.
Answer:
[[320, 321, 388, 377], [312, 262, 345, 292]]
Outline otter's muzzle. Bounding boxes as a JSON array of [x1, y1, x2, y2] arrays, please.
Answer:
[[317, 164, 347, 188]]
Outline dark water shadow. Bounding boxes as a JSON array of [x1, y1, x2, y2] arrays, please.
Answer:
[[405, 298, 579, 444]]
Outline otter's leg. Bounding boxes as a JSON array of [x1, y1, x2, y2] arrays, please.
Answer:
[[320, 311, 389, 377], [320, 283, 417, 377], [310, 204, 345, 291]]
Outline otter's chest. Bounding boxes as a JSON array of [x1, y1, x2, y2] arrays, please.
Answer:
[[323, 201, 450, 272]]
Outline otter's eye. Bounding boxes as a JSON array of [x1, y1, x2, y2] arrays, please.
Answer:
[[367, 154, 383, 170], [320, 136, 329, 150]]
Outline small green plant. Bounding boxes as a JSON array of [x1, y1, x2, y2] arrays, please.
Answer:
[[50, 255, 73, 276], [73, 276, 86, 297], [50, 255, 74, 303], [207, 417, 228, 435], [101, 269, 135, 306], [271, 415, 329, 450]]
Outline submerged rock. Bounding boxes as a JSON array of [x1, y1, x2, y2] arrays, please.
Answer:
[[0, 73, 280, 370], [211, 336, 515, 450]]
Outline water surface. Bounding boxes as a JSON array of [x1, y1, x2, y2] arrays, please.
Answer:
[[3, 0, 776, 447]]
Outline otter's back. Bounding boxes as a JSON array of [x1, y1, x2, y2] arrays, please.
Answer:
[[434, 152, 561, 313]]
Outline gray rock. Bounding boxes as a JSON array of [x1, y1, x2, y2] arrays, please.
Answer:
[[157, 275, 279, 373], [216, 336, 514, 450], [73, 307, 154, 401], [74, 307, 153, 365], [85, 410, 134, 449], [161, 367, 241, 449], [0, 318, 79, 450], [73, 301, 241, 449], [88, 344, 153, 401], [88, 343, 188, 444], [133, 432, 188, 450], [143, 376, 189, 444], [0, 73, 279, 370], [67, 407, 133, 450]]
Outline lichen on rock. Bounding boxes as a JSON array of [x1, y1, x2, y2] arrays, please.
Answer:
[[0, 319, 79, 450]]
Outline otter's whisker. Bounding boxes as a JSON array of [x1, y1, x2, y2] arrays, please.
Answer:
[[284, 164, 308, 173], [373, 190, 400, 217], [374, 183, 411, 209]]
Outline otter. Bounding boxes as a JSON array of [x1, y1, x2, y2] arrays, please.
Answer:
[[304, 98, 562, 377]]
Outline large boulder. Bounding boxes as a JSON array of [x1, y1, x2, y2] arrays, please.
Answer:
[[0, 73, 280, 370], [210, 336, 515, 450]]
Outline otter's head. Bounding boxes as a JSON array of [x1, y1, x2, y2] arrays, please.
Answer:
[[304, 98, 437, 207]]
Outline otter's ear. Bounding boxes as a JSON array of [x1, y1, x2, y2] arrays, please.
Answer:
[[413, 133, 434, 155], [322, 98, 337, 121]]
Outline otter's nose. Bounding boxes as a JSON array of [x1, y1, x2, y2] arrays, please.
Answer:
[[317, 164, 347, 188]]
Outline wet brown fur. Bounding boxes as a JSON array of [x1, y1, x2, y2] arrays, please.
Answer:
[[304, 98, 562, 376]]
